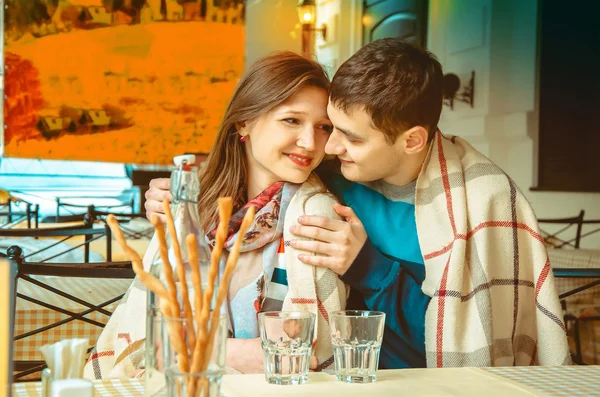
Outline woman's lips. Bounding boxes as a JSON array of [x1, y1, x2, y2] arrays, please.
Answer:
[[285, 153, 312, 167]]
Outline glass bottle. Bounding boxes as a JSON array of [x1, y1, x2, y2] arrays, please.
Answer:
[[145, 155, 212, 397]]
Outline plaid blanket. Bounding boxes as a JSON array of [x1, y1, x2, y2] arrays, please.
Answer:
[[416, 132, 571, 367]]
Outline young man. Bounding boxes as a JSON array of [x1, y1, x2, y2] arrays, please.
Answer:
[[145, 39, 570, 369], [288, 38, 569, 369]]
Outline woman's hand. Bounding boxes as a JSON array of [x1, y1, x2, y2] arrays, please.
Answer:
[[144, 178, 171, 223], [226, 338, 265, 374], [226, 338, 319, 374]]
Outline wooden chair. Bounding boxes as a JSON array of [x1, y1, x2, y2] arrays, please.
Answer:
[[8, 245, 135, 380], [538, 210, 585, 249]]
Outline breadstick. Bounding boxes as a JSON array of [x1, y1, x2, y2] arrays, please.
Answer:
[[150, 215, 181, 323], [201, 205, 256, 372], [188, 198, 232, 395], [163, 200, 196, 354], [158, 298, 189, 374], [106, 215, 169, 302], [186, 234, 203, 328]]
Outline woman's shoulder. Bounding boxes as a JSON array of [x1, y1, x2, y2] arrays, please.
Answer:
[[288, 174, 340, 219]]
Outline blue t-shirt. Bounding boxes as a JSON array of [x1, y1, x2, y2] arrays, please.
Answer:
[[329, 174, 430, 369]]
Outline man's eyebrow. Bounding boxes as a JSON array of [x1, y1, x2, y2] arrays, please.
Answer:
[[335, 126, 362, 139]]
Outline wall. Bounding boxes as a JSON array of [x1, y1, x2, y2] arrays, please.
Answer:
[[428, 0, 600, 247], [317, 0, 599, 247], [1, 0, 301, 216], [313, 0, 362, 77], [244, 0, 302, 66]]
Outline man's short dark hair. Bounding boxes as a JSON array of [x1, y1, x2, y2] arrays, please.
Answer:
[[330, 38, 443, 142]]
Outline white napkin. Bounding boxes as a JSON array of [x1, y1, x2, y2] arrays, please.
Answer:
[[40, 338, 88, 379]]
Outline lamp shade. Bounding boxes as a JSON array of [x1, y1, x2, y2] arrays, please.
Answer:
[[297, 0, 317, 25]]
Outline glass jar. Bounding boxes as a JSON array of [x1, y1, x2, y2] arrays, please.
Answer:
[[145, 155, 212, 397]]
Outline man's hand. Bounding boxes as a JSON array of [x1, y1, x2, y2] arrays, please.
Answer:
[[289, 203, 367, 276], [144, 178, 171, 223], [226, 338, 318, 373]]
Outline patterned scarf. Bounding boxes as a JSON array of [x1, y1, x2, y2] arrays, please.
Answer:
[[207, 182, 292, 251], [206, 182, 300, 338]]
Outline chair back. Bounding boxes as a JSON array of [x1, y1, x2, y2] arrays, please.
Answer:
[[538, 210, 585, 249], [0, 222, 112, 262], [7, 245, 134, 380]]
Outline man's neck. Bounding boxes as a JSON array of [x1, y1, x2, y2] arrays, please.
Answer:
[[383, 154, 427, 187]]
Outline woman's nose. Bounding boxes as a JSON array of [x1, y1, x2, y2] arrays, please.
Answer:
[[297, 126, 316, 151]]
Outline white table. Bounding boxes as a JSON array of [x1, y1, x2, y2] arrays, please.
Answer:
[[13, 366, 600, 397]]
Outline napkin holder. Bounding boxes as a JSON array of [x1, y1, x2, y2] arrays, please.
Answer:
[[42, 369, 93, 397], [39, 339, 94, 397]]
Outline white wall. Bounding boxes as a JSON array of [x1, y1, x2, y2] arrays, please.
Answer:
[[313, 0, 362, 78], [428, 0, 600, 248]]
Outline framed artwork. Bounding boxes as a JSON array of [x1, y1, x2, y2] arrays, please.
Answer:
[[2, 0, 245, 165]]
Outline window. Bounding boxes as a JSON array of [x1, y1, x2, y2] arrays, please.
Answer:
[[534, 1, 600, 192]]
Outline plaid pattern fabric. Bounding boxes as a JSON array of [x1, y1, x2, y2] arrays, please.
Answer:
[[83, 277, 147, 380], [282, 175, 347, 371], [416, 132, 570, 367], [13, 378, 144, 397], [15, 276, 131, 363], [486, 366, 600, 396]]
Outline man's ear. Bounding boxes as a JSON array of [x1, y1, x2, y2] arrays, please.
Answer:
[[403, 126, 429, 154]]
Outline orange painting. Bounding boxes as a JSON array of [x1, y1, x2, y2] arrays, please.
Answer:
[[3, 0, 245, 165]]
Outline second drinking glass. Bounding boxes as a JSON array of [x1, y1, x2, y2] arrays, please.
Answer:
[[258, 311, 315, 385]]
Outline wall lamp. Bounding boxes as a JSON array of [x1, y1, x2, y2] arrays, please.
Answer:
[[443, 71, 475, 110], [297, 0, 327, 57]]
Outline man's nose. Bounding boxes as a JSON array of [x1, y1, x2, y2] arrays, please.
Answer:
[[325, 130, 345, 156]]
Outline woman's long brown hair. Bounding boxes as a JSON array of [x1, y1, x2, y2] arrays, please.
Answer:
[[198, 52, 330, 231]]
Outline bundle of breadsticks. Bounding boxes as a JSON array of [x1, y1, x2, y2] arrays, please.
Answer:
[[106, 197, 255, 397]]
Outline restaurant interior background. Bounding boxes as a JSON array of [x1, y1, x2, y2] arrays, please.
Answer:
[[1, 0, 600, 377], [1, 0, 598, 247]]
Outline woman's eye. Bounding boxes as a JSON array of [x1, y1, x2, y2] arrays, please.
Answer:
[[283, 118, 299, 125], [320, 124, 333, 133]]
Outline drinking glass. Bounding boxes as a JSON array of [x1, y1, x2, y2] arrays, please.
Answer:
[[330, 310, 386, 383], [161, 313, 227, 397], [258, 311, 315, 385]]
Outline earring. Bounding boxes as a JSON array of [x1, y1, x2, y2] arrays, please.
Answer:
[[240, 136, 246, 143]]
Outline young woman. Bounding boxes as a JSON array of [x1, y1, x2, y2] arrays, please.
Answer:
[[85, 52, 348, 379]]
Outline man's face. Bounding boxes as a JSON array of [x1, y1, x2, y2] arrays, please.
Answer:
[[325, 102, 411, 184]]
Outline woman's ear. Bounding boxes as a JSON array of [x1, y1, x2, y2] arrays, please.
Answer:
[[235, 121, 249, 138]]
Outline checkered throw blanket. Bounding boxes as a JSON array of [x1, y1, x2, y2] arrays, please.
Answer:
[[416, 132, 571, 367]]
